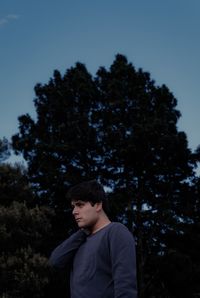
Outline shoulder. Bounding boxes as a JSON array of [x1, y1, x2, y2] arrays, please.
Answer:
[[106, 223, 136, 257], [107, 222, 134, 241], [108, 222, 130, 232]]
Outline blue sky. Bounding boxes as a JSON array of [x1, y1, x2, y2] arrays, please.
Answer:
[[1, 0, 200, 157]]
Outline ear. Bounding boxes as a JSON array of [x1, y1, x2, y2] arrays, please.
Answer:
[[95, 202, 103, 212]]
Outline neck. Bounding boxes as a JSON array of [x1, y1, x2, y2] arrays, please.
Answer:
[[91, 215, 111, 234]]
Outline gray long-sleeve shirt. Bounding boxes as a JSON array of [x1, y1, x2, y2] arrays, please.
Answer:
[[49, 222, 137, 298]]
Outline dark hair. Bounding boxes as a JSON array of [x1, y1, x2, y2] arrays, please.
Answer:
[[67, 180, 108, 212]]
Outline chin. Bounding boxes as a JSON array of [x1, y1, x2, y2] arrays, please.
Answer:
[[77, 222, 86, 228]]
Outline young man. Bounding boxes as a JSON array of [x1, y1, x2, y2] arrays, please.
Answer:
[[49, 180, 137, 298]]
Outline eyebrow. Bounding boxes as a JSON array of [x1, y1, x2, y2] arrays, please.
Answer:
[[71, 200, 85, 207]]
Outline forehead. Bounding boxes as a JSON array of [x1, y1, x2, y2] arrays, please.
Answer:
[[71, 200, 86, 206]]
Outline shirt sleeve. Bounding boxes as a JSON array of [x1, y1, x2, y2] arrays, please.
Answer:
[[49, 230, 87, 269], [109, 224, 137, 298]]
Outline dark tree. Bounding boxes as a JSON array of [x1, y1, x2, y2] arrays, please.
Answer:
[[12, 64, 99, 212], [0, 202, 55, 298], [12, 54, 200, 297], [0, 163, 34, 207], [94, 55, 200, 295], [0, 163, 56, 298]]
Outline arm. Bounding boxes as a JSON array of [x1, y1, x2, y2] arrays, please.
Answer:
[[49, 229, 87, 269], [110, 224, 137, 298]]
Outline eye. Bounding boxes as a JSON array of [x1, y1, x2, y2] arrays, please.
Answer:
[[76, 202, 84, 207], [71, 201, 85, 209]]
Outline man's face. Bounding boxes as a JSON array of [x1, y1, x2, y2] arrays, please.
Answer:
[[71, 200, 100, 230]]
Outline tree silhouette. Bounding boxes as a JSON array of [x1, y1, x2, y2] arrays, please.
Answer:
[[12, 54, 200, 297]]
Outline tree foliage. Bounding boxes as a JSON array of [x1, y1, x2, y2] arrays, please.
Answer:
[[0, 138, 10, 163], [0, 247, 49, 298], [12, 54, 200, 297], [0, 201, 54, 253], [0, 164, 34, 207], [12, 65, 98, 210], [0, 162, 56, 298]]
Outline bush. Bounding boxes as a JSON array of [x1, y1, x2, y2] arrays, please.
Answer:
[[0, 247, 50, 298]]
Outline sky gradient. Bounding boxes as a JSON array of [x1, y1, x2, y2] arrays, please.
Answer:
[[1, 0, 200, 159]]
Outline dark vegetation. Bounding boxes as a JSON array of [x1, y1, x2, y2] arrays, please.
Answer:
[[1, 54, 200, 297]]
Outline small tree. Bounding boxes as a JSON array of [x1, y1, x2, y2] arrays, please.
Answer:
[[0, 201, 56, 298]]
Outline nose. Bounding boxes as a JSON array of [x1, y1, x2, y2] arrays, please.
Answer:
[[72, 206, 78, 216]]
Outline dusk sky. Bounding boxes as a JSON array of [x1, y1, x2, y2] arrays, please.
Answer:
[[1, 0, 200, 161]]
